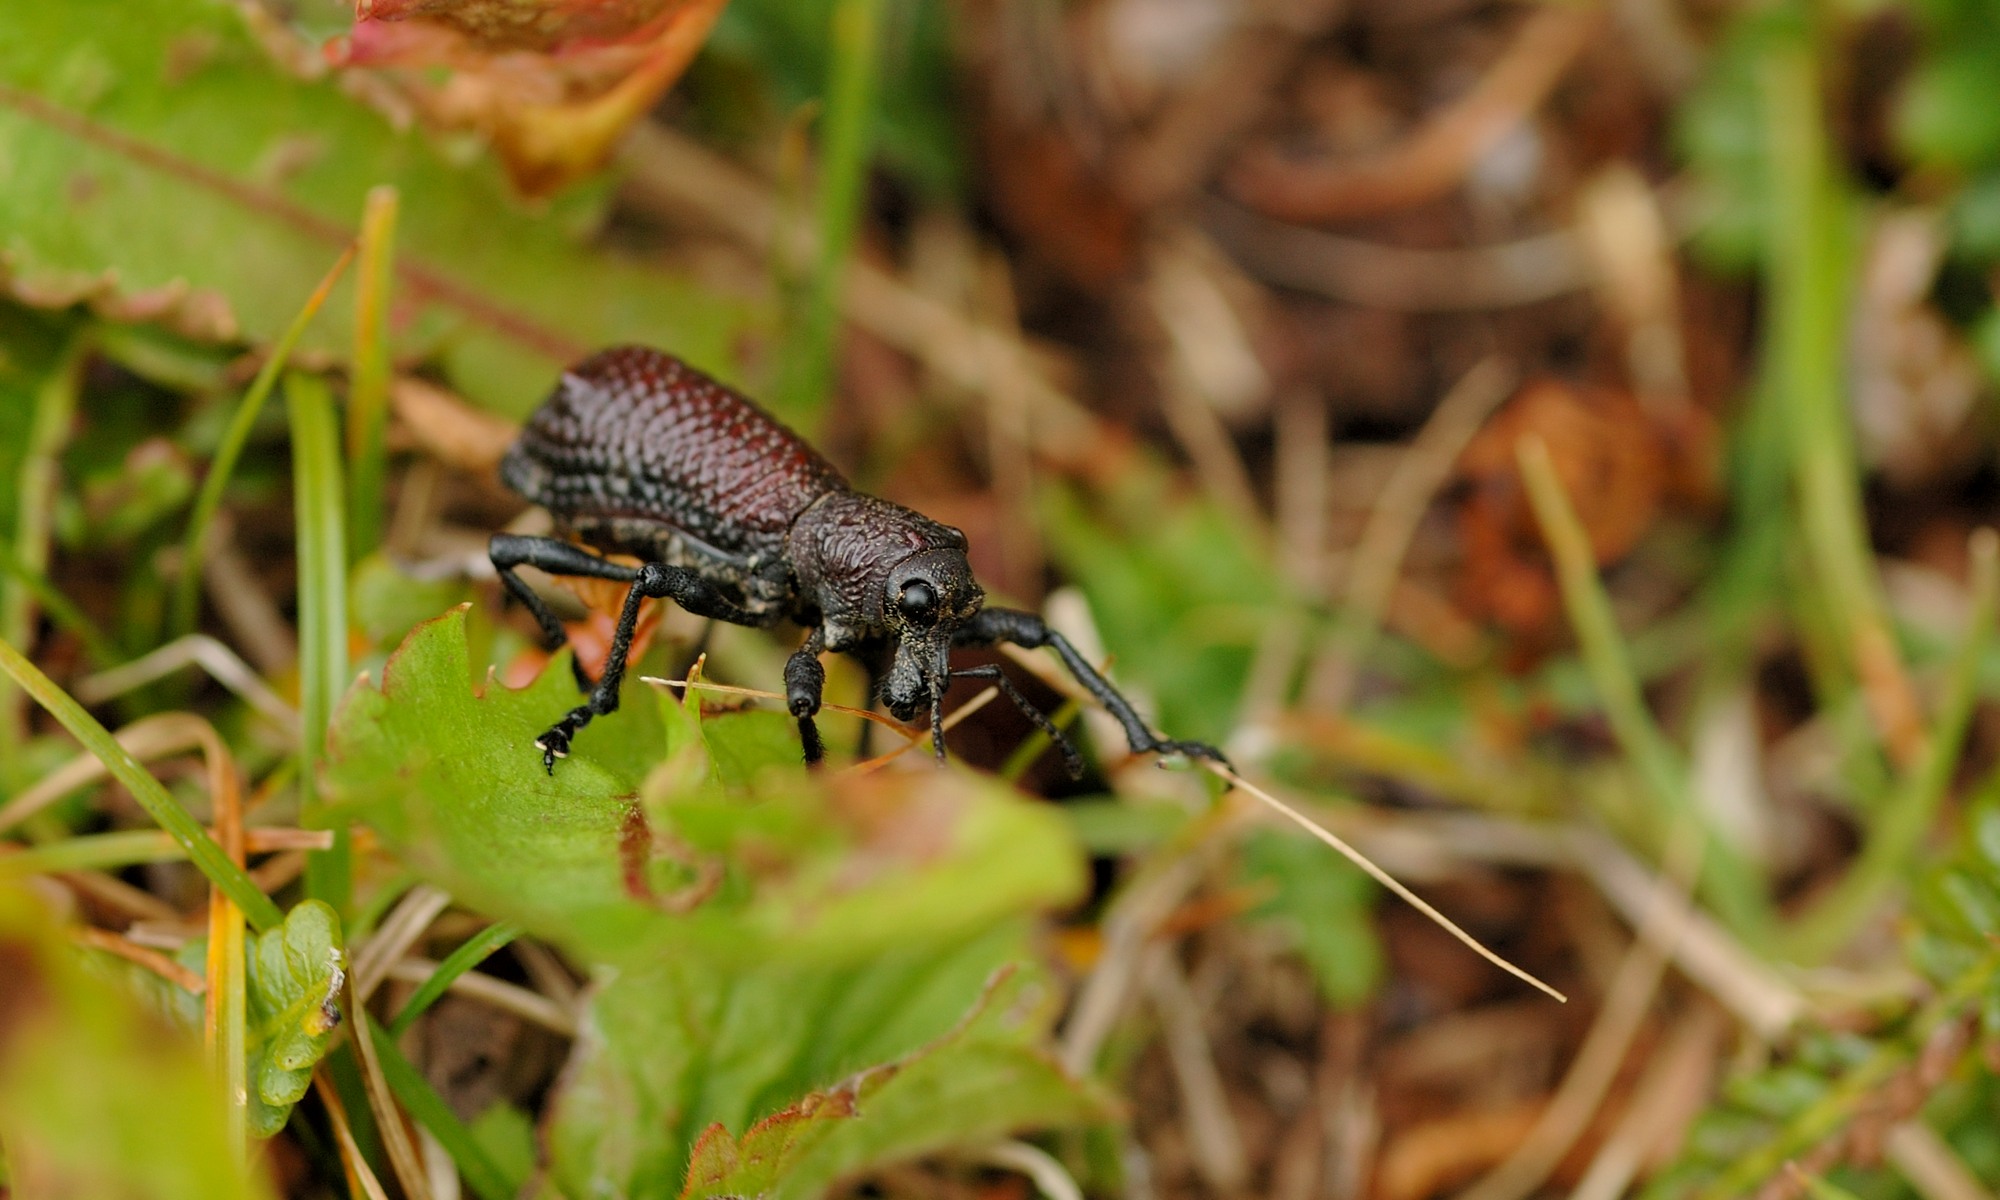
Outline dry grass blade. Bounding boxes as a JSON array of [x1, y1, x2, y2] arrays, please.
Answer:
[[73, 925, 207, 992], [1454, 828, 1700, 1200], [1310, 356, 1516, 710], [384, 957, 579, 1037], [348, 970, 436, 1200], [1569, 1007, 1726, 1200], [1149, 947, 1250, 1192], [1207, 762, 1567, 1002], [313, 1069, 394, 1200], [353, 884, 452, 1003], [1, 710, 245, 834], [76, 633, 298, 739], [963, 1141, 1087, 1200]]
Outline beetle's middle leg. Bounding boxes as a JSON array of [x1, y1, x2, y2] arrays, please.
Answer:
[[489, 534, 757, 772]]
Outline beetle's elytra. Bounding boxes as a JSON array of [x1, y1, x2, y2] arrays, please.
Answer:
[[491, 345, 1226, 776]]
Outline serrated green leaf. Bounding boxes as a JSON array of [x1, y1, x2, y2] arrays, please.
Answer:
[[326, 606, 1098, 1196], [554, 934, 1113, 1200], [675, 965, 1111, 1200], [243, 899, 346, 1138], [0, 882, 270, 1199], [0, 0, 754, 416], [324, 605, 1088, 968]]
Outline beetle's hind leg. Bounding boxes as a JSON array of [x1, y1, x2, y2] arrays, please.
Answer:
[[488, 534, 757, 773], [954, 606, 1231, 771], [488, 533, 635, 692], [949, 664, 1087, 779]]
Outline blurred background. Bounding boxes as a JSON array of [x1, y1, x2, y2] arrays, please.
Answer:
[[8, 0, 2000, 1197]]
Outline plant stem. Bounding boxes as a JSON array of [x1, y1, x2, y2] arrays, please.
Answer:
[[1518, 438, 1772, 942], [1760, 37, 1919, 769], [1787, 531, 2000, 960]]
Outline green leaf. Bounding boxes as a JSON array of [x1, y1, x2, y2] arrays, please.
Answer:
[[0, 882, 270, 1199], [1239, 827, 1384, 1010], [326, 606, 1101, 1197], [324, 605, 1087, 969], [554, 936, 1113, 1200], [0, 0, 754, 416], [1897, 35, 2000, 170], [243, 899, 346, 1138], [675, 965, 1111, 1200]]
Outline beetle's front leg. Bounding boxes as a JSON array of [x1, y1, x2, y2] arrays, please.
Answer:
[[531, 558, 758, 773], [784, 627, 828, 768], [955, 607, 1230, 769]]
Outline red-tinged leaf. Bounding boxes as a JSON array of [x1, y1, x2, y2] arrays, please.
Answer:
[[334, 0, 729, 194]]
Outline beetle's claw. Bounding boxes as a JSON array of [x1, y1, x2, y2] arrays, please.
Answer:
[[536, 723, 576, 774]]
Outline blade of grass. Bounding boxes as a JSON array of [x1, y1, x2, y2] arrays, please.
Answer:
[[368, 1023, 520, 1200], [1760, 37, 1921, 769], [289, 372, 353, 914], [0, 827, 332, 875], [769, 0, 884, 427], [171, 245, 356, 640], [387, 920, 523, 1039], [1517, 438, 1773, 943], [0, 635, 282, 930], [348, 186, 398, 562], [1787, 530, 2000, 960]]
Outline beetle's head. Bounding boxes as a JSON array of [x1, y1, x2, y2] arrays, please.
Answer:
[[880, 548, 983, 725]]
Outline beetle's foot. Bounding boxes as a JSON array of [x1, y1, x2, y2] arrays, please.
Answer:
[[1141, 737, 1232, 773], [534, 706, 592, 774], [797, 715, 825, 769]]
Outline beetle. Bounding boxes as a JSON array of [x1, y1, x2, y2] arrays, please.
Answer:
[[490, 345, 1226, 776]]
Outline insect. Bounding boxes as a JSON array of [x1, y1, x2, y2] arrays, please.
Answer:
[[490, 345, 1227, 777]]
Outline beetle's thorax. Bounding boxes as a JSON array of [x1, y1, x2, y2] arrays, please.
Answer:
[[785, 491, 981, 651]]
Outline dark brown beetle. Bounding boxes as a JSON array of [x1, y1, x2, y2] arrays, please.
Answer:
[[491, 345, 1226, 776]]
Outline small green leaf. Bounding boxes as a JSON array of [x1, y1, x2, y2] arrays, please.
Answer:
[[243, 899, 346, 1138], [1239, 827, 1384, 1010], [1897, 38, 2000, 170]]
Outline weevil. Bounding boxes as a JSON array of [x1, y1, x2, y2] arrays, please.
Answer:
[[490, 345, 1227, 776]]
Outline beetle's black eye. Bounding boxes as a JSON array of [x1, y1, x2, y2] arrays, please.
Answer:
[[898, 580, 939, 625]]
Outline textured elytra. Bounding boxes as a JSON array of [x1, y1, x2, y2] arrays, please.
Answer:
[[502, 347, 848, 561]]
